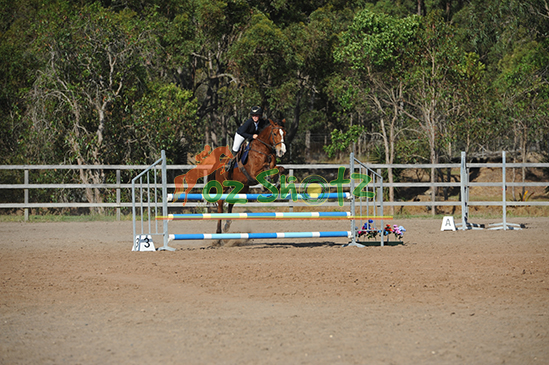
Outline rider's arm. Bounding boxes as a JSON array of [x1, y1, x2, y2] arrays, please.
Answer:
[[236, 118, 255, 139]]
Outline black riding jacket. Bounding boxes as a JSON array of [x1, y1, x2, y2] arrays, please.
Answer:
[[236, 117, 267, 140]]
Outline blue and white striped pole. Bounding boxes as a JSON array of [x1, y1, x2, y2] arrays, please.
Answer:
[[170, 231, 352, 240], [165, 212, 352, 220]]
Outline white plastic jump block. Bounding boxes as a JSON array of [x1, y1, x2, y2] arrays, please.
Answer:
[[133, 235, 156, 251], [441, 216, 456, 231]]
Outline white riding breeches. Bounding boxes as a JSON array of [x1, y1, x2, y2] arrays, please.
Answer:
[[232, 133, 246, 154]]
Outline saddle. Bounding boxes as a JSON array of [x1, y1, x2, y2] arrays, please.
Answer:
[[240, 143, 251, 165], [231, 142, 251, 167], [226, 143, 250, 173]]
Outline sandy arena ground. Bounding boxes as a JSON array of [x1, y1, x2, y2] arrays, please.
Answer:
[[1, 217, 548, 364]]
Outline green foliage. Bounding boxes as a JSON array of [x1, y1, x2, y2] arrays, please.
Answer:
[[494, 38, 549, 151], [324, 125, 365, 158], [0, 0, 548, 170], [335, 9, 420, 73], [131, 83, 200, 163], [230, 12, 294, 88], [326, 74, 361, 112]]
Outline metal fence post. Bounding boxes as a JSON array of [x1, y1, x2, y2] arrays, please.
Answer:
[[159, 150, 174, 251], [460, 152, 467, 230], [378, 168, 384, 247], [24, 169, 29, 222], [116, 169, 121, 221], [350, 152, 356, 245], [502, 151, 507, 230], [289, 167, 294, 212]]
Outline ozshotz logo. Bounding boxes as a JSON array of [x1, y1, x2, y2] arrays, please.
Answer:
[[174, 145, 375, 207]]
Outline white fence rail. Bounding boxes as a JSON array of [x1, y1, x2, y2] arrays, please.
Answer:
[[1, 157, 548, 221]]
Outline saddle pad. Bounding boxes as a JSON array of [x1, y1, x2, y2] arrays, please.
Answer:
[[240, 143, 251, 165]]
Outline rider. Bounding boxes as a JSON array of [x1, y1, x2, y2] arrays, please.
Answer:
[[226, 106, 267, 171]]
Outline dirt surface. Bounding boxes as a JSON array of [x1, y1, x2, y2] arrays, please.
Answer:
[[1, 217, 548, 364]]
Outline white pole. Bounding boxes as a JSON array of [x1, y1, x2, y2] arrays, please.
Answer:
[[350, 152, 356, 245], [460, 151, 467, 230], [502, 151, 507, 230]]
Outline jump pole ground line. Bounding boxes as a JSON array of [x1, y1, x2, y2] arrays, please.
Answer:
[[169, 231, 353, 241]]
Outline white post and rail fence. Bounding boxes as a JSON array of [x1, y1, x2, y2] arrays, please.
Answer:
[[1, 152, 548, 228]]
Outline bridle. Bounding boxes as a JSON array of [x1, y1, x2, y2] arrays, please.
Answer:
[[254, 124, 285, 153]]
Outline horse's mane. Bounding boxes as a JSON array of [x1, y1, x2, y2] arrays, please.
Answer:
[[257, 120, 271, 135], [257, 118, 284, 140]]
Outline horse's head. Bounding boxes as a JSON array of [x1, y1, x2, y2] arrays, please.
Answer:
[[268, 119, 287, 158]]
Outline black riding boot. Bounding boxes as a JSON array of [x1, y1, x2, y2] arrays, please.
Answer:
[[225, 157, 236, 172], [229, 150, 239, 171]]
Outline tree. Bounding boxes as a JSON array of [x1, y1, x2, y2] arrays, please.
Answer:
[[454, 0, 549, 191], [230, 11, 295, 113], [400, 11, 463, 205], [281, 5, 354, 154], [131, 83, 200, 163], [334, 9, 421, 210], [0, 0, 42, 164], [495, 40, 549, 196], [27, 3, 155, 211], [185, 0, 250, 148]]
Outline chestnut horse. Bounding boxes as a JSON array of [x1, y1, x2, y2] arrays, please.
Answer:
[[211, 119, 287, 234]]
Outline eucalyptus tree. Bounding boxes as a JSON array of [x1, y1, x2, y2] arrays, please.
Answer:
[[228, 10, 296, 139], [334, 9, 421, 208], [402, 12, 463, 173], [454, 0, 549, 193], [26, 3, 198, 210], [452, 52, 490, 154], [494, 36, 549, 196], [0, 0, 43, 165], [171, 0, 251, 148], [366, 0, 468, 19], [279, 5, 353, 152]]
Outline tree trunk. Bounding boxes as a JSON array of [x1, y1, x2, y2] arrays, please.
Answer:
[[418, 0, 426, 16], [305, 130, 311, 160], [288, 87, 304, 146]]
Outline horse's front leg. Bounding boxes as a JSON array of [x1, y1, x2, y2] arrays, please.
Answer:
[[271, 165, 285, 187], [216, 200, 224, 234], [223, 202, 234, 232], [225, 185, 249, 231], [263, 163, 284, 188]]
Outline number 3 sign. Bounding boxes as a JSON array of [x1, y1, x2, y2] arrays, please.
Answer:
[[133, 235, 156, 251]]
